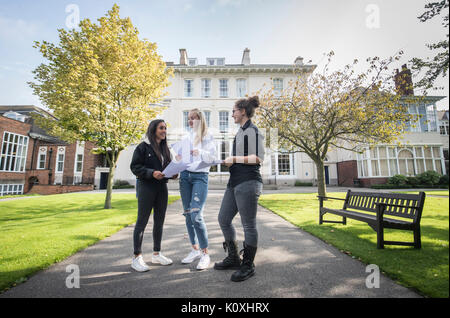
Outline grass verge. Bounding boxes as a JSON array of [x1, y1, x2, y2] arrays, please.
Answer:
[[258, 192, 449, 298]]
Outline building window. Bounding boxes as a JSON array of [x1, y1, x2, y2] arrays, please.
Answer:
[[204, 111, 211, 128], [38, 154, 46, 169], [0, 132, 28, 172], [56, 154, 64, 173], [183, 111, 190, 131], [271, 152, 294, 176], [236, 79, 247, 98], [206, 58, 225, 66], [188, 58, 197, 66], [357, 145, 444, 177], [219, 79, 228, 98], [0, 183, 24, 196], [75, 154, 83, 173], [219, 111, 229, 133], [201, 79, 211, 98], [440, 122, 449, 135], [273, 78, 283, 96], [220, 141, 230, 172], [184, 79, 194, 97]]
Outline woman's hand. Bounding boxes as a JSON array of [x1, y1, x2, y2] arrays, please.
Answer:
[[171, 174, 178, 180], [175, 155, 182, 161], [224, 156, 235, 167], [152, 171, 165, 180]]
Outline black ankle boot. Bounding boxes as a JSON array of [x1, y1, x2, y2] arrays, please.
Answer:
[[214, 241, 241, 270], [231, 242, 257, 282]]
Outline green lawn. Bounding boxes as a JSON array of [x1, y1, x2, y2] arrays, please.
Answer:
[[393, 190, 449, 196], [0, 192, 179, 292], [259, 193, 449, 298]]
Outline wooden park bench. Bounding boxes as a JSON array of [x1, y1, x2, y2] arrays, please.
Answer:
[[318, 190, 426, 249]]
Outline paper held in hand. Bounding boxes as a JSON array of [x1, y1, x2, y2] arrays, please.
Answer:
[[188, 160, 224, 171], [162, 161, 190, 178]]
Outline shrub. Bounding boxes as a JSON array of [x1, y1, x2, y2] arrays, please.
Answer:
[[388, 174, 408, 186], [406, 176, 420, 187], [439, 174, 449, 186], [295, 181, 313, 187], [417, 171, 441, 186], [114, 180, 130, 187]]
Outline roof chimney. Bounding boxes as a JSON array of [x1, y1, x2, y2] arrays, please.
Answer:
[[179, 48, 188, 65], [242, 48, 250, 65], [394, 64, 414, 95], [294, 56, 304, 66]]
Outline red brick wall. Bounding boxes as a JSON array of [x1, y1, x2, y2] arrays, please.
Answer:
[[27, 184, 94, 195], [0, 116, 32, 185], [337, 160, 358, 187], [359, 178, 389, 188]]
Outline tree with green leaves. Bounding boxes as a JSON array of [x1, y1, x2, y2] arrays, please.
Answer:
[[411, 0, 449, 90], [256, 52, 419, 196], [29, 4, 173, 208]]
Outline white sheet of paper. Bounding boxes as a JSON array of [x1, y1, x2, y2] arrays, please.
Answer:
[[171, 139, 193, 163], [188, 160, 224, 171], [162, 160, 190, 178]]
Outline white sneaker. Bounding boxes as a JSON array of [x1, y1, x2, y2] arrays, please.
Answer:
[[152, 252, 173, 265], [131, 255, 150, 272], [196, 252, 211, 270], [182, 248, 202, 264]]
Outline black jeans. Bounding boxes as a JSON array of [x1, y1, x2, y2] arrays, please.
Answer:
[[133, 180, 168, 255]]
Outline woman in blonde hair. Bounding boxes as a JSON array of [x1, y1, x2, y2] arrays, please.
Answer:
[[176, 109, 216, 270]]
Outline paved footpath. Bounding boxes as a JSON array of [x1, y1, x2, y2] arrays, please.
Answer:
[[1, 193, 420, 298]]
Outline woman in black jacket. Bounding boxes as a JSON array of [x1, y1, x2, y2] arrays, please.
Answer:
[[130, 119, 177, 272]]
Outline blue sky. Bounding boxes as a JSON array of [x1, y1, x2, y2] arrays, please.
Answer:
[[0, 0, 448, 109]]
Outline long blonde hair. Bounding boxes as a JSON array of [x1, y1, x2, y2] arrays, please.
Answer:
[[189, 108, 208, 146]]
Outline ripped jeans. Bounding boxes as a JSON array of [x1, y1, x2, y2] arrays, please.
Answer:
[[179, 170, 209, 249]]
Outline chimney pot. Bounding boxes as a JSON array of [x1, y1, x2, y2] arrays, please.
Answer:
[[242, 48, 250, 65], [179, 48, 188, 65], [294, 56, 304, 66]]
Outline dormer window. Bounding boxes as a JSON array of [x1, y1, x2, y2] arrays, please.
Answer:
[[3, 111, 27, 122], [206, 58, 225, 66], [188, 58, 197, 66]]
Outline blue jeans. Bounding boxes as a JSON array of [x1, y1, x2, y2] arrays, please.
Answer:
[[179, 171, 209, 249]]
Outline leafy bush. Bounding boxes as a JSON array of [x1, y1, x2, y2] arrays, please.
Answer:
[[295, 181, 313, 187], [439, 174, 449, 186], [417, 171, 441, 186], [406, 176, 420, 186], [388, 174, 409, 186], [114, 180, 130, 187]]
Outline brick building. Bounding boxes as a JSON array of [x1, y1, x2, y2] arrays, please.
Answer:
[[0, 105, 101, 196]]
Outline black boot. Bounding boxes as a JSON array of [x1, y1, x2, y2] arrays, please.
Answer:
[[231, 242, 257, 282], [214, 241, 241, 270]]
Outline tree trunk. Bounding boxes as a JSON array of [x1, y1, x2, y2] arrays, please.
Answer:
[[315, 159, 327, 197], [104, 150, 121, 209]]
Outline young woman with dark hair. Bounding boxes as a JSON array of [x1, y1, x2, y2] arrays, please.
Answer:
[[130, 119, 177, 272], [214, 96, 265, 282]]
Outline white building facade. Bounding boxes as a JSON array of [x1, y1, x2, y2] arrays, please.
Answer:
[[112, 49, 447, 189]]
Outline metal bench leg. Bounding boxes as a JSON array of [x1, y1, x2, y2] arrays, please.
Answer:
[[414, 227, 421, 249], [377, 228, 384, 249], [343, 216, 347, 225]]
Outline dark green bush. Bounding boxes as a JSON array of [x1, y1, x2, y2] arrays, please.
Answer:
[[388, 174, 408, 186], [417, 171, 441, 186], [439, 174, 449, 185]]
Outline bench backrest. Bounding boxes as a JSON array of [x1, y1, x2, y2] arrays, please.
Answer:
[[344, 190, 426, 222]]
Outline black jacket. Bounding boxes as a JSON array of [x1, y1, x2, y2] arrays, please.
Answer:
[[130, 140, 171, 185]]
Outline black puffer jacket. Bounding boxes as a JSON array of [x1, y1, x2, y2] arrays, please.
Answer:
[[130, 139, 171, 185]]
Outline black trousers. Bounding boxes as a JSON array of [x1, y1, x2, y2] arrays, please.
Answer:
[[133, 180, 168, 255]]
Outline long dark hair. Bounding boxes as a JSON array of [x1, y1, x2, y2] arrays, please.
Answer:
[[146, 119, 171, 169]]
